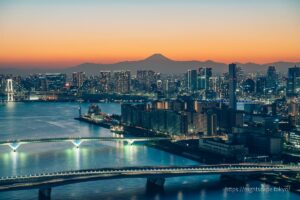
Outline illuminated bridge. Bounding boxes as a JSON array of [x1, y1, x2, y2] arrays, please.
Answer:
[[0, 136, 170, 152], [0, 164, 299, 199]]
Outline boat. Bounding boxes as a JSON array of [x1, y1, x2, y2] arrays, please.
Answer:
[[110, 125, 124, 134], [75, 104, 120, 129]]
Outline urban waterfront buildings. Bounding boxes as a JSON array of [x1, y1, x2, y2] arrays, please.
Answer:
[[121, 102, 188, 135], [1, 63, 300, 161]]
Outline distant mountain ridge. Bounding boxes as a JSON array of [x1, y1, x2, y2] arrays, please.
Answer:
[[1, 54, 299, 76]]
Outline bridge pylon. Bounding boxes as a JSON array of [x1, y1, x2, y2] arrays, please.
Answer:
[[7, 143, 21, 152], [71, 139, 83, 148], [126, 139, 134, 145], [5, 79, 14, 102], [38, 188, 51, 200], [146, 177, 165, 192]]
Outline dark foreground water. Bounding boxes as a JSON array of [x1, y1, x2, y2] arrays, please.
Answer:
[[0, 102, 298, 200]]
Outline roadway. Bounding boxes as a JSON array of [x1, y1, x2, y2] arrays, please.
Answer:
[[0, 163, 299, 191], [0, 136, 170, 151]]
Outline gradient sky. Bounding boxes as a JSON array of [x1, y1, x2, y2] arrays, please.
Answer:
[[0, 0, 300, 68]]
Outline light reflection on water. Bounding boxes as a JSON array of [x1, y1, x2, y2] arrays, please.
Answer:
[[11, 152, 18, 176], [0, 102, 299, 200]]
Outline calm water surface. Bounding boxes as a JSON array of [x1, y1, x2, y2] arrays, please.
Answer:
[[0, 102, 298, 200]]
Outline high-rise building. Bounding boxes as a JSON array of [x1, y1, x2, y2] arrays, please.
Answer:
[[256, 77, 266, 95], [288, 99, 299, 116], [136, 70, 156, 91], [186, 69, 197, 92], [197, 67, 212, 90], [113, 70, 131, 93], [99, 71, 112, 92], [42, 73, 66, 91], [206, 109, 217, 136], [121, 103, 188, 135], [242, 78, 255, 94], [229, 63, 237, 110], [72, 72, 86, 88], [209, 77, 218, 92], [286, 66, 300, 97], [266, 66, 278, 94]]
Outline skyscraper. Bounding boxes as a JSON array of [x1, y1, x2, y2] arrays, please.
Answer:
[[186, 69, 197, 92], [242, 78, 255, 94], [136, 70, 156, 91], [113, 70, 131, 93], [287, 66, 300, 97], [266, 66, 278, 94], [72, 72, 86, 88], [197, 67, 212, 91], [99, 71, 112, 92], [229, 64, 237, 110], [256, 76, 267, 95]]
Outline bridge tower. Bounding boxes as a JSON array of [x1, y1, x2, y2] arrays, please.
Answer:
[[146, 177, 165, 192], [39, 188, 51, 200], [5, 79, 14, 102]]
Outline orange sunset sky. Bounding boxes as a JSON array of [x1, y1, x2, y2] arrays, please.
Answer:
[[0, 0, 300, 68]]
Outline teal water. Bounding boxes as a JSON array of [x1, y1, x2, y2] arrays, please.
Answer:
[[0, 102, 298, 200]]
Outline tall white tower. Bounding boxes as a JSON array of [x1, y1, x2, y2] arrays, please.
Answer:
[[6, 79, 14, 102]]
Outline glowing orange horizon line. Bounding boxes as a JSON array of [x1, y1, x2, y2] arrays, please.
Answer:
[[0, 56, 300, 67]]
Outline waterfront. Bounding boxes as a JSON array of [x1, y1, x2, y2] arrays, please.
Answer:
[[0, 102, 299, 200]]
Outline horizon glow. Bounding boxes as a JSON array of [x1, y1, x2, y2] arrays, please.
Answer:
[[0, 0, 300, 68]]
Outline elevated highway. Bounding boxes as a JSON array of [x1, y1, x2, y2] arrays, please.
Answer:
[[0, 163, 299, 199]]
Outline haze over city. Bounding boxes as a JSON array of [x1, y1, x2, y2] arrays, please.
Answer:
[[0, 0, 300, 69]]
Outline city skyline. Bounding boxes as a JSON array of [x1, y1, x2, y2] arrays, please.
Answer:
[[2, 60, 300, 199], [1, 0, 300, 69], [1, 1, 300, 199]]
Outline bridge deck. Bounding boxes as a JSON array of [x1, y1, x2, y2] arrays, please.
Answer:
[[0, 136, 170, 145], [0, 164, 299, 191]]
